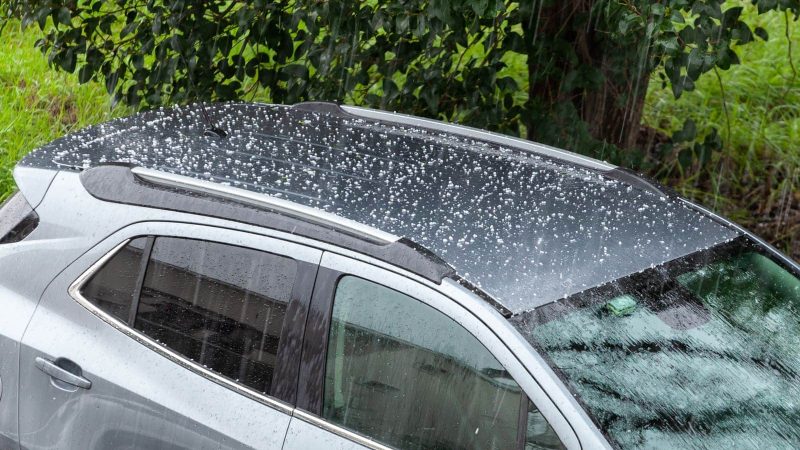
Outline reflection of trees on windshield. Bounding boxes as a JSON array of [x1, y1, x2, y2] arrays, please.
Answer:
[[511, 237, 800, 449]]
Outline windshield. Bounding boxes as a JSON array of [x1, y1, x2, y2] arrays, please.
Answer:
[[511, 236, 800, 448]]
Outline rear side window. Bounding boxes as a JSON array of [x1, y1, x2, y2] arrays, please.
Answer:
[[80, 236, 297, 395], [323, 276, 564, 450], [0, 192, 39, 244], [80, 237, 148, 323]]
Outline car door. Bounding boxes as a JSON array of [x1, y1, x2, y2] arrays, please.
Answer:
[[17, 221, 321, 450], [283, 251, 580, 450]]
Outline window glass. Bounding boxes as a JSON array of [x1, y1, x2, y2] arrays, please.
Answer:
[[0, 192, 39, 244], [525, 400, 565, 450], [511, 237, 800, 448], [323, 276, 563, 450], [81, 237, 148, 323], [135, 237, 297, 394]]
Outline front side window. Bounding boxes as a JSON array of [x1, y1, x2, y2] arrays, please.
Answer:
[[80, 236, 297, 395], [323, 276, 564, 450], [511, 236, 800, 448]]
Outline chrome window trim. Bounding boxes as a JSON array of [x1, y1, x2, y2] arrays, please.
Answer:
[[131, 167, 400, 244], [67, 238, 295, 416], [292, 409, 392, 450], [341, 105, 615, 171]]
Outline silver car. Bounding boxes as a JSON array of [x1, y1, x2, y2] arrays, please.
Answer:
[[1, 102, 798, 450]]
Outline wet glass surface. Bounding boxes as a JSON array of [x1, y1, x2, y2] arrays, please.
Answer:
[[136, 237, 296, 394], [324, 276, 563, 450], [23, 103, 739, 311], [511, 237, 800, 448], [0, 191, 39, 244], [81, 237, 147, 323]]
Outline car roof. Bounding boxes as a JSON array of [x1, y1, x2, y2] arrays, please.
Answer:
[[19, 102, 739, 313]]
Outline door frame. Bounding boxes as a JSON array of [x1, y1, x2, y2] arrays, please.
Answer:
[[293, 250, 583, 449], [63, 220, 322, 412]]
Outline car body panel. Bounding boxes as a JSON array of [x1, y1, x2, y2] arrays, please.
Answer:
[[11, 166, 57, 209], [0, 188, 83, 450], [18, 221, 321, 450], [284, 410, 380, 450]]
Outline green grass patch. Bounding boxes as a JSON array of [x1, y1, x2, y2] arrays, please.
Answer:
[[0, 19, 128, 201]]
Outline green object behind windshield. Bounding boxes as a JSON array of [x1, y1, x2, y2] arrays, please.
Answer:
[[511, 238, 800, 449]]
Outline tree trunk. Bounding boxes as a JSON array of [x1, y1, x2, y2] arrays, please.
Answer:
[[522, 0, 650, 151]]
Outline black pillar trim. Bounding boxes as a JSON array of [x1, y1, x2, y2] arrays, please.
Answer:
[[516, 392, 530, 450], [295, 266, 343, 415], [270, 260, 320, 405], [129, 235, 155, 327]]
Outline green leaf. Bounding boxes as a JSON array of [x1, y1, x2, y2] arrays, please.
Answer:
[[754, 26, 769, 41], [672, 75, 695, 98], [396, 14, 410, 33], [673, 118, 697, 142], [721, 6, 743, 28], [732, 22, 754, 43], [670, 9, 685, 24], [471, 0, 490, 16], [132, 54, 144, 69], [57, 48, 77, 72], [283, 64, 309, 80], [78, 65, 93, 83], [650, 4, 665, 17], [658, 35, 681, 53], [679, 26, 696, 45], [678, 148, 694, 169], [35, 7, 50, 29], [687, 48, 704, 80], [56, 7, 71, 26], [716, 47, 740, 70], [757, 0, 778, 14]]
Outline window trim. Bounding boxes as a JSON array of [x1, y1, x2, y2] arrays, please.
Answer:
[[69, 231, 320, 415], [292, 409, 393, 450], [295, 251, 580, 450]]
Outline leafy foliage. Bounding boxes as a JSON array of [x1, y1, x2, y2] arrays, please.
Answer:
[[2, 0, 799, 153]]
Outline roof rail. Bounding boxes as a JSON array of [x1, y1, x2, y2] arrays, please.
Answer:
[[130, 167, 399, 244], [603, 167, 678, 198], [82, 165, 456, 283], [339, 104, 616, 172], [305, 103, 678, 199]]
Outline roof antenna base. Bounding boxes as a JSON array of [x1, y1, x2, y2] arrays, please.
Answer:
[[203, 127, 227, 138], [199, 102, 227, 138]]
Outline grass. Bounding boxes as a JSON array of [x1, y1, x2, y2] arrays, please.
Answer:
[[0, 20, 128, 201]]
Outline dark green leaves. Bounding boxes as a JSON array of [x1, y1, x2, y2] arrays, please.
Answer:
[[756, 0, 779, 14], [55, 7, 71, 26], [658, 0, 794, 100], [4, 0, 798, 153], [673, 118, 698, 142]]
